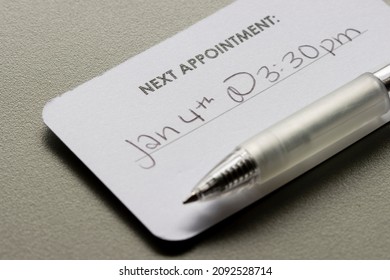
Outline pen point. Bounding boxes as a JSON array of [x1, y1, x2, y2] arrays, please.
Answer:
[[183, 193, 199, 204]]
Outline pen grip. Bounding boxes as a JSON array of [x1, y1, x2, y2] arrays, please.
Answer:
[[241, 73, 390, 186]]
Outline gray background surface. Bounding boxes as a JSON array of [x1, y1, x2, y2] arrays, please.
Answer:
[[1, 0, 390, 259]]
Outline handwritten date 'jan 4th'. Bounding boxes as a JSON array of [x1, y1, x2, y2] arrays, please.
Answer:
[[126, 27, 365, 169], [126, 97, 216, 169]]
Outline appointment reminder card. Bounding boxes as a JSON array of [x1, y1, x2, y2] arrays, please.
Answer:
[[43, 0, 390, 240]]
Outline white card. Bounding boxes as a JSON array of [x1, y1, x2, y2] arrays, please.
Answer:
[[43, 0, 390, 240]]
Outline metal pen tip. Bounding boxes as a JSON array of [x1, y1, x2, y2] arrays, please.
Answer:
[[183, 193, 199, 204]]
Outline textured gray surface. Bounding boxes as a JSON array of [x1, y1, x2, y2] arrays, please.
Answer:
[[1, 0, 390, 259]]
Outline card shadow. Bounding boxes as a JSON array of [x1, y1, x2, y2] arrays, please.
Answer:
[[42, 128, 199, 255], [42, 124, 390, 257]]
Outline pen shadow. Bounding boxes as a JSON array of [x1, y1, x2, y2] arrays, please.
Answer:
[[196, 123, 390, 245], [42, 124, 390, 256]]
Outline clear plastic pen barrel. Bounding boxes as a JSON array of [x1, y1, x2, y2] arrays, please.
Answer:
[[188, 67, 390, 203], [240, 72, 390, 193]]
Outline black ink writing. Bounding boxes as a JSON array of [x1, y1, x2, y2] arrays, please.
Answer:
[[225, 27, 365, 103], [128, 27, 366, 168], [127, 97, 215, 168]]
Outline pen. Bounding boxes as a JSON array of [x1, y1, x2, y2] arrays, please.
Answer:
[[183, 64, 390, 204]]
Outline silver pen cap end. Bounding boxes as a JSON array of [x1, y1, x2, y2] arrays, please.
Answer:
[[374, 64, 390, 91]]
